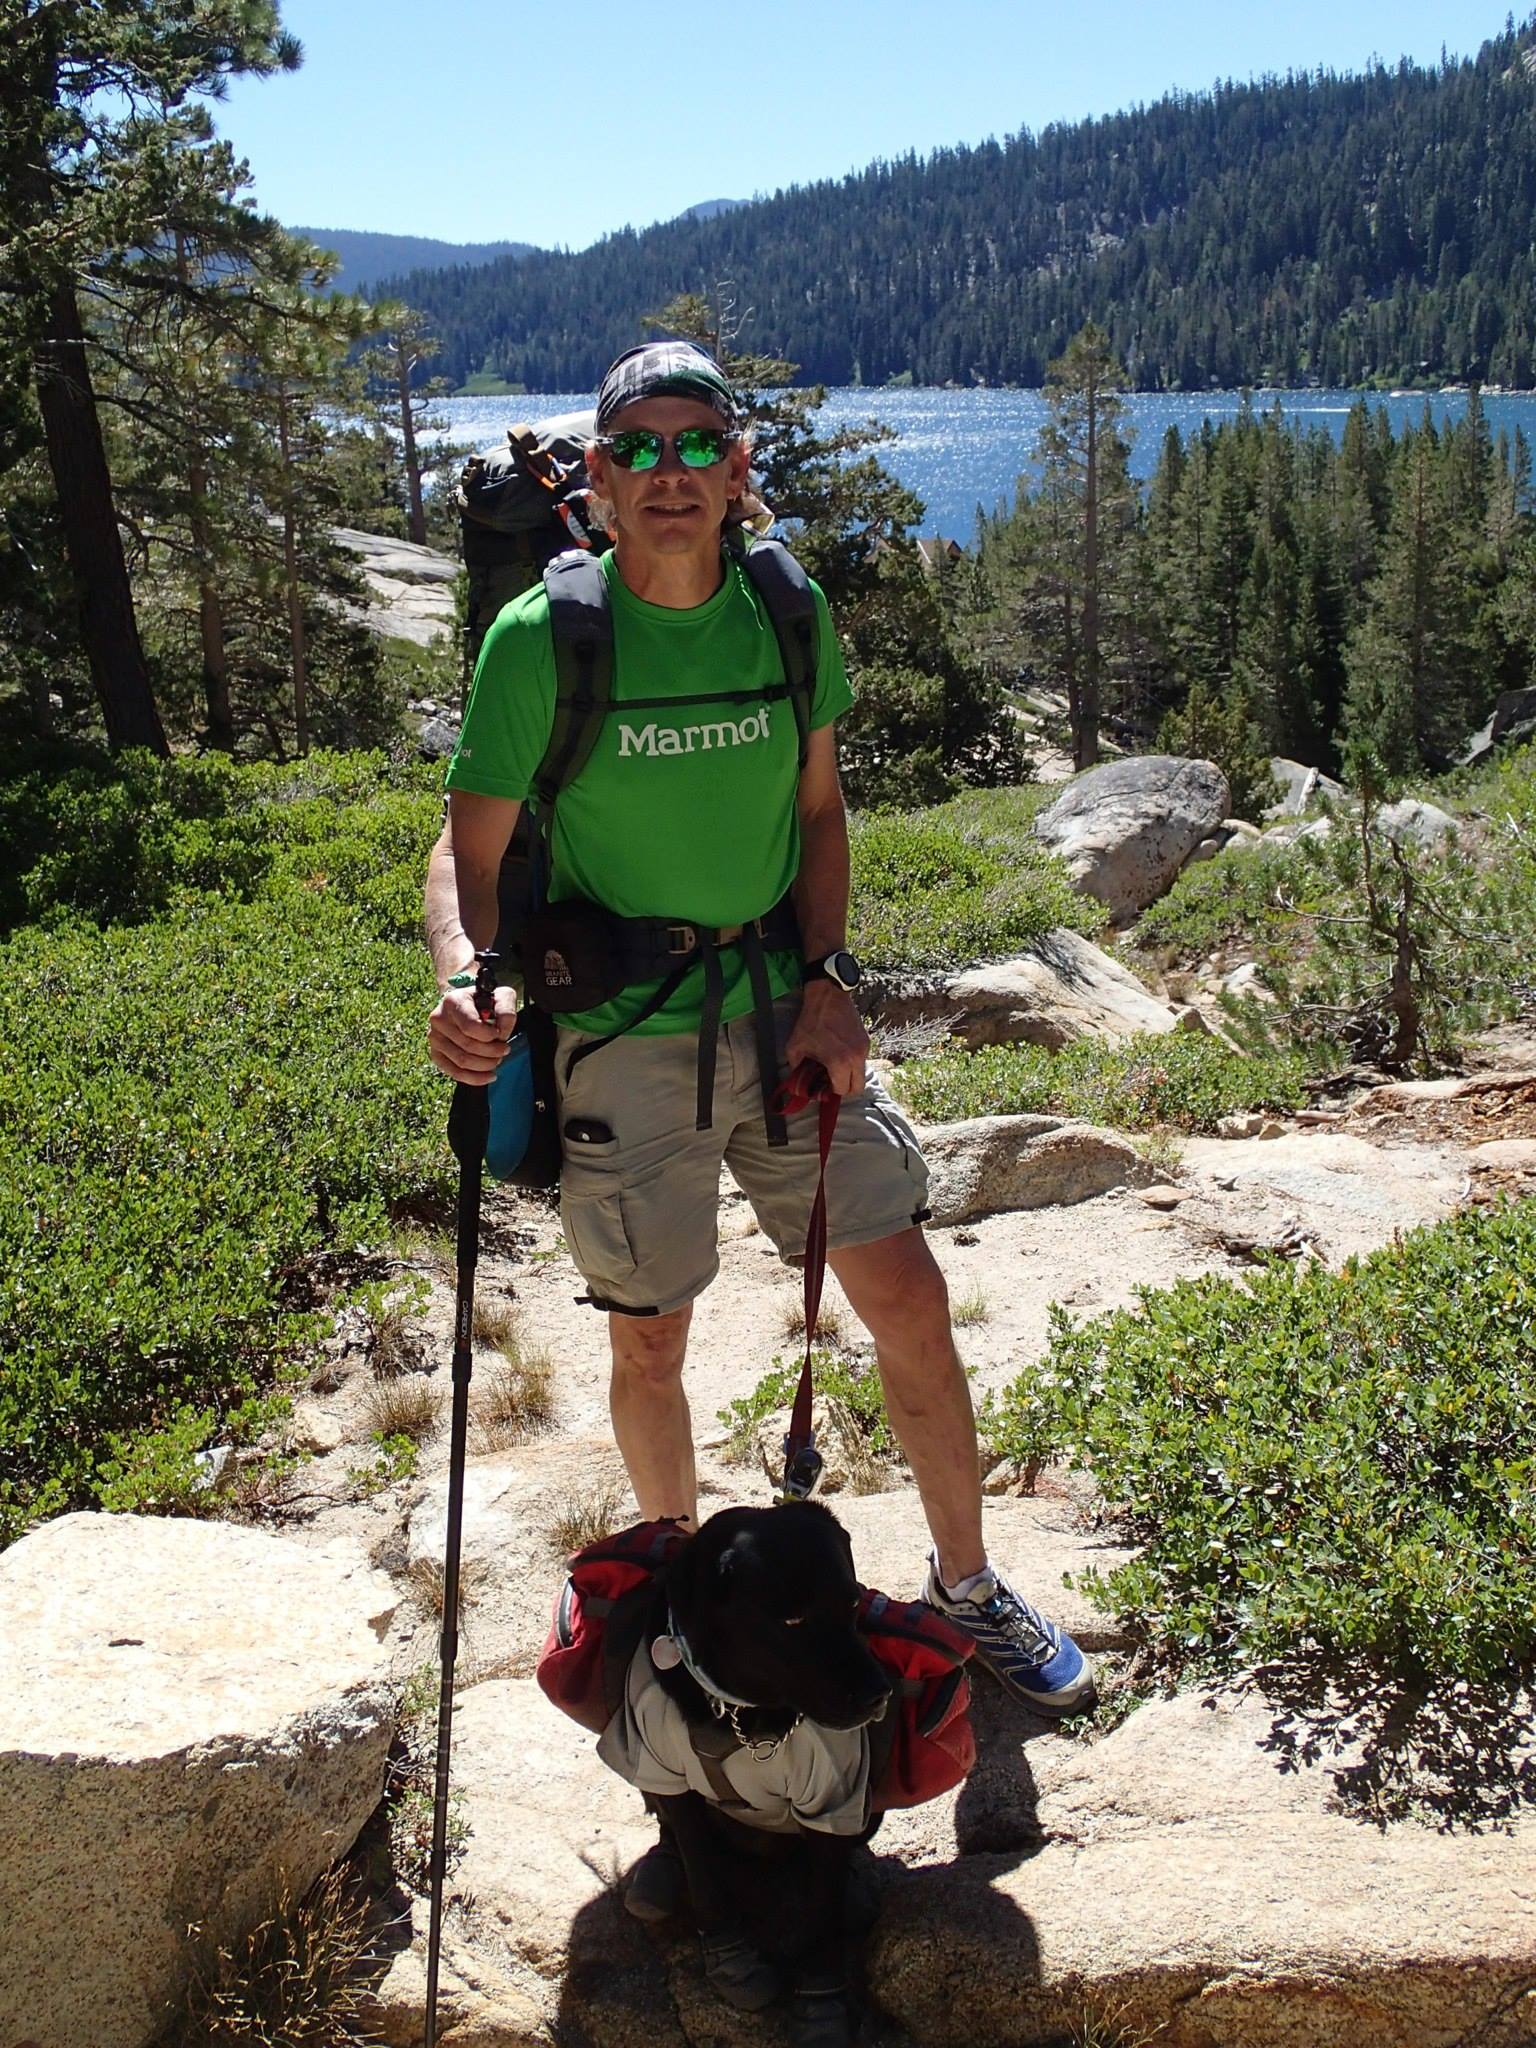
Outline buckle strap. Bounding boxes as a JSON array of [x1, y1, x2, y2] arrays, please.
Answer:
[[739, 925, 787, 1150], [696, 941, 725, 1132]]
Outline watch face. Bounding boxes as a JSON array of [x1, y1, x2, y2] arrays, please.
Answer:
[[828, 950, 861, 990]]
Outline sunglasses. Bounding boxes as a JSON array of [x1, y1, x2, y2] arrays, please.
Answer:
[[594, 426, 738, 471]]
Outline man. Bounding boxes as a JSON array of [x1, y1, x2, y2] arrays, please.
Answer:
[[425, 340, 1092, 1719]]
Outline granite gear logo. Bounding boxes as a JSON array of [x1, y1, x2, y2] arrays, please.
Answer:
[[543, 948, 572, 988], [617, 707, 772, 758]]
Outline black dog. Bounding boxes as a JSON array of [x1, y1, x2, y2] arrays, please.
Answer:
[[600, 1502, 892, 2048]]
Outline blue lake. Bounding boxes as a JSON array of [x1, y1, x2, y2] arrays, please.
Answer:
[[436, 386, 1536, 546]]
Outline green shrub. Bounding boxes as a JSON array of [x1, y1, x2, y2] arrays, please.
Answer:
[[1131, 841, 1315, 964], [894, 1031, 1308, 1132], [981, 1200, 1536, 1690], [0, 894, 452, 1547], [849, 798, 1100, 976], [718, 1351, 896, 1463], [0, 741, 441, 938]]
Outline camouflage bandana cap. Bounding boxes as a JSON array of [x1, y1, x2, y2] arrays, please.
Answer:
[[594, 341, 740, 431]]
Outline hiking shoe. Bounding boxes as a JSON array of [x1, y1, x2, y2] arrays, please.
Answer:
[[922, 1555, 1095, 1716], [624, 1834, 685, 1923]]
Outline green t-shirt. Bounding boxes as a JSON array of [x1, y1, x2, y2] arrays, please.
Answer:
[[445, 547, 853, 1036]]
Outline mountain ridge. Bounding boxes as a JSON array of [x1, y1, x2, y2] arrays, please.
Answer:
[[289, 226, 536, 297], [377, 21, 1536, 393]]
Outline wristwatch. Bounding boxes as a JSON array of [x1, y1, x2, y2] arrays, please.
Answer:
[[804, 949, 862, 992]]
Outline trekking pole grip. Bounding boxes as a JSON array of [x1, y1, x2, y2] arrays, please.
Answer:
[[472, 947, 500, 1022]]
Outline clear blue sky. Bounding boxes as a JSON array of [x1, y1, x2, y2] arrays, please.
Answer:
[[215, 0, 1499, 251]]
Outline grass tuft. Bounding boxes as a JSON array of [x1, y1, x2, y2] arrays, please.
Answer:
[[161, 1863, 378, 2046], [782, 1296, 850, 1346], [472, 1298, 521, 1351], [547, 1479, 627, 1557], [361, 1375, 441, 1446], [951, 1284, 991, 1327], [472, 1348, 555, 1449]]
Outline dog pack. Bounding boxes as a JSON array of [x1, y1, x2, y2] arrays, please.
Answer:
[[535, 1519, 977, 1811]]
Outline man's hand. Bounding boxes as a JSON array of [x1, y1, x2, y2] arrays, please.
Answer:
[[428, 983, 518, 1086], [786, 980, 869, 1099]]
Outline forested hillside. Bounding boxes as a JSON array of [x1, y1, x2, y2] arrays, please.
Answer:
[[385, 21, 1536, 392]]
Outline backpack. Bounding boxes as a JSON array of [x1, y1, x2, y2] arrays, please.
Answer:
[[458, 410, 603, 671], [535, 1519, 976, 1813]]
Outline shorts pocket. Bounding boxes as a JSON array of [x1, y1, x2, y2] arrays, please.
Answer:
[[868, 1099, 931, 1215], [560, 1163, 638, 1294]]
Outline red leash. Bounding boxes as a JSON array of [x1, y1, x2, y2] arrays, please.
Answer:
[[770, 1059, 841, 1501]]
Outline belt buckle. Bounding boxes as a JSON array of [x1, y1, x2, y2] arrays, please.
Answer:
[[666, 924, 697, 956]]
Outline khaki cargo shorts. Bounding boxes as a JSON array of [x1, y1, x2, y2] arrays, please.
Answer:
[[554, 996, 930, 1316]]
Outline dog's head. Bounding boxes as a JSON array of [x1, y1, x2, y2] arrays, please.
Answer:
[[663, 1502, 893, 1731]]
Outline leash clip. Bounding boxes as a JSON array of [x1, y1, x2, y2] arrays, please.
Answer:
[[778, 1437, 824, 1504]]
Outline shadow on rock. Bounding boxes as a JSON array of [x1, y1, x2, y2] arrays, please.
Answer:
[[1248, 1668, 1536, 1831], [553, 1818, 1041, 2048], [951, 1681, 1050, 1860]]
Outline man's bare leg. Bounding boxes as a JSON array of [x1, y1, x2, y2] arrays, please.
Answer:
[[828, 1228, 985, 1587], [609, 1304, 698, 1528]]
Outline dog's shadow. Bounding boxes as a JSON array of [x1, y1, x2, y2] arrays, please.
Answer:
[[950, 1680, 1053, 1861], [549, 1683, 1049, 2048]]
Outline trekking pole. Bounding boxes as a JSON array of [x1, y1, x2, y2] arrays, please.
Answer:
[[426, 947, 500, 2048]]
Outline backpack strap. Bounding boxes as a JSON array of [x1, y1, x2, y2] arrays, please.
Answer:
[[532, 550, 616, 815], [729, 532, 820, 769]]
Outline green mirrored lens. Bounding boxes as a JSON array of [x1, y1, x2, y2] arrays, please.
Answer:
[[611, 431, 662, 470], [676, 428, 729, 467]]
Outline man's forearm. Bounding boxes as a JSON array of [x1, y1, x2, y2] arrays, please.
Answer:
[[793, 801, 852, 961], [425, 826, 501, 990]]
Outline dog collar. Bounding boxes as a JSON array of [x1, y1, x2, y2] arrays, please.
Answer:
[[661, 1613, 762, 1710], [659, 1614, 804, 1762]]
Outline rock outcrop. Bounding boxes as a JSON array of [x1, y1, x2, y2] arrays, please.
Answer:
[[333, 525, 458, 647], [1376, 796, 1458, 848], [1034, 757, 1231, 922], [871, 1686, 1536, 2048], [0, 1513, 399, 2048], [918, 1115, 1153, 1224], [872, 928, 1181, 1051], [1461, 684, 1536, 765], [1264, 756, 1348, 817]]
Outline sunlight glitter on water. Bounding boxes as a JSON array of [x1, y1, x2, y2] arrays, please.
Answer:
[[436, 386, 1536, 546]]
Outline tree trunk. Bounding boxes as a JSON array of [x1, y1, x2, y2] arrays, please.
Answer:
[[33, 281, 169, 755], [276, 387, 309, 754], [399, 359, 426, 545], [1078, 377, 1102, 771], [178, 234, 233, 751], [188, 453, 234, 751]]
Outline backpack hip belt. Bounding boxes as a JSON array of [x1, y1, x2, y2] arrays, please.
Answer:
[[528, 890, 802, 1150]]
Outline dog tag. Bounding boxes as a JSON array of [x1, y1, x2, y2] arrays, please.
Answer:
[[650, 1635, 682, 1671]]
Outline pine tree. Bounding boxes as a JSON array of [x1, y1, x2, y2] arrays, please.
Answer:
[[1034, 322, 1134, 767], [359, 307, 452, 546], [1342, 414, 1485, 772], [0, 0, 304, 751]]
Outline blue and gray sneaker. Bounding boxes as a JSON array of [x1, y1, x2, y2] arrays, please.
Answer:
[[921, 1554, 1095, 1716]]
